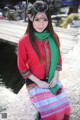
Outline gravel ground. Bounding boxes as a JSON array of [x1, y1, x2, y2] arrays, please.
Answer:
[[60, 37, 80, 120]]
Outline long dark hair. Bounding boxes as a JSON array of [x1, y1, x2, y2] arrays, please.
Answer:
[[25, 1, 60, 60]]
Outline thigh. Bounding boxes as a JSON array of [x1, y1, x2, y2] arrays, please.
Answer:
[[27, 81, 71, 120]]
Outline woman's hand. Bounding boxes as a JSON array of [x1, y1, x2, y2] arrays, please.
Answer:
[[49, 78, 57, 88], [28, 74, 49, 88], [49, 70, 59, 88], [37, 80, 50, 88], [28, 71, 59, 89]]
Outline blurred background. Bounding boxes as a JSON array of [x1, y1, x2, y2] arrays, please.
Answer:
[[0, 0, 80, 25], [0, 1, 80, 119], [0, 0, 80, 93]]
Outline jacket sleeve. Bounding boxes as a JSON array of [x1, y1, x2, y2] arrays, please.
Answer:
[[56, 54, 62, 71], [55, 32, 62, 71], [17, 39, 32, 79]]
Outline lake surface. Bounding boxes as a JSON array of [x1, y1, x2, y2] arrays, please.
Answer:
[[0, 41, 26, 114], [0, 41, 25, 94]]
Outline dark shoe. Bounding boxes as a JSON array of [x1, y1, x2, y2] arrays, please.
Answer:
[[35, 112, 41, 120], [64, 115, 70, 120]]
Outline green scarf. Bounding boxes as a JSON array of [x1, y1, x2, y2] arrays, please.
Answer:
[[34, 30, 60, 94]]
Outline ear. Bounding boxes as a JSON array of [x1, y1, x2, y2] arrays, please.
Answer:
[[28, 14, 33, 21]]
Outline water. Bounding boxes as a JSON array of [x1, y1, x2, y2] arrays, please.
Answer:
[[0, 41, 25, 94], [0, 41, 25, 113]]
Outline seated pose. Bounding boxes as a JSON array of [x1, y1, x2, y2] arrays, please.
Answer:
[[17, 1, 71, 120]]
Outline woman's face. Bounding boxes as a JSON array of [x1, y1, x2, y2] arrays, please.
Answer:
[[32, 12, 48, 32]]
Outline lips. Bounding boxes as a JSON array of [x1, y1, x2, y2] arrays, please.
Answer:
[[37, 28, 43, 30]]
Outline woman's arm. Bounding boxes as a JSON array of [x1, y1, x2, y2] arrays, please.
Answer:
[[49, 53, 62, 88], [28, 74, 49, 88], [56, 54, 62, 71], [17, 38, 49, 88], [17, 39, 32, 78], [49, 70, 59, 88]]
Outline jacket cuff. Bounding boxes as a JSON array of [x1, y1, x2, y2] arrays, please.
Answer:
[[21, 69, 32, 79], [56, 63, 62, 71]]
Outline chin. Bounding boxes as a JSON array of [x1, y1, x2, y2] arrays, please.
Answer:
[[37, 30, 44, 32]]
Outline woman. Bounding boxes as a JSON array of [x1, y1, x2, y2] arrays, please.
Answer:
[[17, 1, 71, 120]]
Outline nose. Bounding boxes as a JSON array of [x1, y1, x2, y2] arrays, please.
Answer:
[[39, 20, 44, 27]]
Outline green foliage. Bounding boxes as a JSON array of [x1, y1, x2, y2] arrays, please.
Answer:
[[49, 0, 62, 14], [51, 0, 62, 8], [5, 11, 17, 20], [61, 13, 80, 28], [73, 15, 80, 20]]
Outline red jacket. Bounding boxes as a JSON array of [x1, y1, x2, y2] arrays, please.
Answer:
[[17, 34, 62, 79]]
